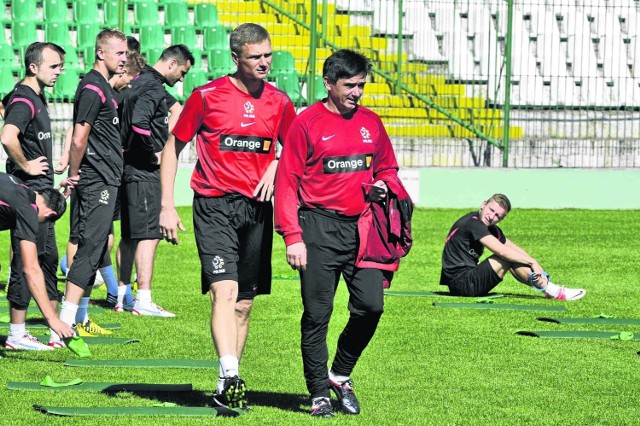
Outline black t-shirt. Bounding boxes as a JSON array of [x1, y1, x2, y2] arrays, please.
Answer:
[[4, 84, 53, 191], [121, 65, 171, 181], [440, 211, 506, 284], [0, 173, 39, 243], [73, 69, 122, 186]]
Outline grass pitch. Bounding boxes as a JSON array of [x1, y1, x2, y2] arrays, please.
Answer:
[[0, 206, 639, 425]]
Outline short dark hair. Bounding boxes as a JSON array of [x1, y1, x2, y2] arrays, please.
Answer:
[[127, 36, 141, 53], [322, 49, 372, 84], [229, 23, 270, 56], [39, 188, 67, 222], [24, 42, 65, 76], [487, 194, 511, 213], [159, 44, 195, 66]]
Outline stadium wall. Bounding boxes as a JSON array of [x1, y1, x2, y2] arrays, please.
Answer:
[[164, 167, 638, 210]]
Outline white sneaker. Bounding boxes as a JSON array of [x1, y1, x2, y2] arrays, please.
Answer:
[[546, 286, 586, 301], [5, 333, 54, 351], [132, 302, 176, 317]]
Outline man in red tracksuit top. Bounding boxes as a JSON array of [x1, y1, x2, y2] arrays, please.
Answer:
[[159, 23, 296, 410], [274, 49, 399, 418]]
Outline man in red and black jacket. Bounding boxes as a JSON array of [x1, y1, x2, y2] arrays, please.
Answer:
[[275, 49, 400, 418]]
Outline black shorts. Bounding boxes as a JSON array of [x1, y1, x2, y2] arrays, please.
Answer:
[[7, 221, 59, 308], [193, 194, 273, 300], [66, 181, 118, 289], [120, 180, 162, 240], [446, 260, 503, 297], [68, 189, 81, 244]]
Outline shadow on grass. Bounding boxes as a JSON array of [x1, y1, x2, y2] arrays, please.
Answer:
[[105, 389, 308, 413]]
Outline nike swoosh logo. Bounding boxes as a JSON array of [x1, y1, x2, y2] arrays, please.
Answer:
[[240, 122, 256, 128], [322, 135, 336, 141]]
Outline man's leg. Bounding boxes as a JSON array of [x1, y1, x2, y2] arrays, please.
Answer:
[[116, 237, 137, 311], [132, 239, 173, 316], [508, 262, 586, 300], [234, 299, 253, 358], [447, 256, 508, 297]]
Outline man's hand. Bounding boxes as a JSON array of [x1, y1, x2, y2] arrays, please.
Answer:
[[54, 153, 69, 174], [59, 174, 80, 198], [48, 318, 75, 339], [365, 180, 388, 202], [286, 241, 307, 272], [159, 206, 186, 245], [25, 156, 49, 176], [253, 160, 278, 202]]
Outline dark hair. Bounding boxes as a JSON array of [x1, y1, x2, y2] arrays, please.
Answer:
[[39, 188, 67, 221], [24, 42, 65, 76], [322, 49, 372, 84], [159, 44, 195, 66], [125, 51, 146, 76], [229, 23, 270, 56], [127, 36, 141, 53], [487, 193, 511, 213]]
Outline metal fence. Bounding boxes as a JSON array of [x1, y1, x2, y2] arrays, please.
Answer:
[[2, 0, 639, 168]]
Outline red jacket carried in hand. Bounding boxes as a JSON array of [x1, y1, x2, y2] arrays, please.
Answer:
[[356, 174, 413, 288]]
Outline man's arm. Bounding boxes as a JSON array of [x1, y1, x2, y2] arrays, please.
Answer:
[[159, 134, 187, 244], [62, 122, 91, 196], [1, 124, 48, 176], [19, 240, 75, 338], [167, 102, 182, 134], [54, 125, 73, 174], [480, 234, 543, 272]]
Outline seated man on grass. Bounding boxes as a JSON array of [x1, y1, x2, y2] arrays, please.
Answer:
[[440, 193, 585, 301]]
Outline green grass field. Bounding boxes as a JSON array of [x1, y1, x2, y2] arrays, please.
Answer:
[[0, 206, 639, 425]]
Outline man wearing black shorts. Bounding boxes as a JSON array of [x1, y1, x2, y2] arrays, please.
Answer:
[[160, 24, 296, 409], [0, 42, 71, 350], [55, 29, 127, 345], [0, 173, 74, 349], [118, 44, 193, 316], [440, 193, 586, 300]]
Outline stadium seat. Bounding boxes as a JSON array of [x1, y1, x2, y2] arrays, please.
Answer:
[[143, 47, 163, 64], [207, 49, 235, 78], [76, 23, 102, 50], [138, 26, 165, 50], [165, 2, 189, 27], [203, 25, 228, 51], [270, 50, 297, 77], [194, 3, 219, 28], [275, 74, 304, 104], [61, 47, 80, 71], [11, 21, 37, 51], [73, 0, 101, 25], [102, 0, 120, 27], [51, 69, 80, 101], [43, 0, 70, 23], [0, 44, 16, 68], [134, 3, 160, 27], [304, 74, 326, 103], [44, 23, 73, 48], [11, 0, 38, 22], [183, 68, 207, 95], [0, 67, 16, 98], [171, 26, 197, 48], [82, 46, 94, 70]]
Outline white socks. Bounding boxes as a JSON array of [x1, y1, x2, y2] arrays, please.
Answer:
[[60, 300, 79, 326], [329, 370, 350, 384], [117, 285, 127, 307], [8, 323, 26, 339], [217, 355, 239, 392], [136, 289, 152, 306], [544, 282, 561, 298]]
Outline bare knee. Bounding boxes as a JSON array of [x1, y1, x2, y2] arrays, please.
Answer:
[[235, 299, 253, 322], [210, 281, 238, 305]]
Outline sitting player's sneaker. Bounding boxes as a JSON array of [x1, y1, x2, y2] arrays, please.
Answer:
[[5, 333, 54, 351], [328, 378, 360, 415], [80, 320, 113, 335], [132, 302, 176, 317], [212, 376, 248, 410], [72, 323, 94, 337], [546, 286, 586, 301], [310, 397, 335, 418]]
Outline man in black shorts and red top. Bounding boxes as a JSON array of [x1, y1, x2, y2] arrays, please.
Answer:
[[274, 49, 401, 417], [0, 173, 74, 348], [440, 193, 586, 300], [0, 42, 72, 350], [118, 44, 193, 316], [55, 29, 127, 345], [160, 23, 296, 409]]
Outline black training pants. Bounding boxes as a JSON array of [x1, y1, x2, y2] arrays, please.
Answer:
[[298, 209, 384, 399]]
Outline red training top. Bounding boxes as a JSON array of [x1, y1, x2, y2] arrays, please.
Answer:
[[173, 75, 296, 198], [275, 101, 398, 246]]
